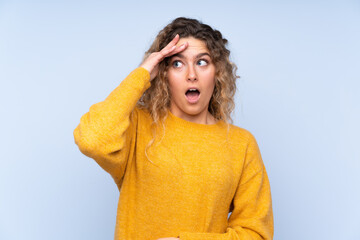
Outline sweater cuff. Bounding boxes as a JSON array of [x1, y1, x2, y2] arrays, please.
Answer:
[[128, 67, 151, 92]]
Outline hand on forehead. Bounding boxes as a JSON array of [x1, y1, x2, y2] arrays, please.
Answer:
[[176, 37, 208, 50], [174, 37, 210, 59]]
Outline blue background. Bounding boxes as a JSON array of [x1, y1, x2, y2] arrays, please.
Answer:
[[1, 0, 359, 239]]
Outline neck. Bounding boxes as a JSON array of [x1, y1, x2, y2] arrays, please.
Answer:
[[170, 109, 216, 125]]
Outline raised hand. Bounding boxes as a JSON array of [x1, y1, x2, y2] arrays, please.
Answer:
[[140, 34, 188, 81]]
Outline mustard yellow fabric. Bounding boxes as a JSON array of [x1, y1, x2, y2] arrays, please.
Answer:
[[73, 67, 274, 240]]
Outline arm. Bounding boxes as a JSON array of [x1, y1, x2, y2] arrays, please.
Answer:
[[73, 34, 188, 190], [73, 67, 151, 189], [178, 133, 274, 240]]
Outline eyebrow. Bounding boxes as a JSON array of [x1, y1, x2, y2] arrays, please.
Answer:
[[172, 52, 211, 59]]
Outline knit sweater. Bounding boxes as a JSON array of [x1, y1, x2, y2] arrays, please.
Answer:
[[73, 67, 273, 240]]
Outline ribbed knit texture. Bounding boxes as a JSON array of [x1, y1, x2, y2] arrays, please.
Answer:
[[73, 67, 273, 240]]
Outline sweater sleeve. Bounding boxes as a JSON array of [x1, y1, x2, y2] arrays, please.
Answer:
[[178, 132, 274, 240], [73, 67, 151, 190]]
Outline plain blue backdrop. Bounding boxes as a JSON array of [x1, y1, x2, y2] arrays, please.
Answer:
[[1, 0, 359, 239]]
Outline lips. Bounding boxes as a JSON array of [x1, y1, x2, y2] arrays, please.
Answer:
[[185, 88, 200, 103]]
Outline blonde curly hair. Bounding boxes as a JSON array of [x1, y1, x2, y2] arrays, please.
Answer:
[[137, 17, 238, 125]]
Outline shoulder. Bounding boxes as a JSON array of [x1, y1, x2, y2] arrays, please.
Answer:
[[226, 123, 257, 144], [132, 106, 152, 123], [226, 125, 265, 171], [223, 123, 262, 156]]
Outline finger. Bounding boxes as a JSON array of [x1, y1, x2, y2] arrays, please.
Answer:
[[173, 41, 188, 54], [160, 34, 180, 55], [165, 34, 180, 49], [163, 41, 188, 58]]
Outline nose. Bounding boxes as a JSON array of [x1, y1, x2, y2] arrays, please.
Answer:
[[187, 64, 197, 81]]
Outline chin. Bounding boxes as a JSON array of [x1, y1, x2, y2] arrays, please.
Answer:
[[183, 106, 207, 116]]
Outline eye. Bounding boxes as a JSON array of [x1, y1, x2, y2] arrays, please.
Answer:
[[172, 60, 183, 68], [197, 59, 208, 66]]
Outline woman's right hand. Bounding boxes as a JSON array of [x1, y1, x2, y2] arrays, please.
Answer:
[[140, 34, 188, 81]]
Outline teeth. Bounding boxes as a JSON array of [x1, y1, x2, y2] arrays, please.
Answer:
[[189, 89, 197, 91]]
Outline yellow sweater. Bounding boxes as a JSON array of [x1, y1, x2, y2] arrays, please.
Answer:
[[73, 67, 273, 240]]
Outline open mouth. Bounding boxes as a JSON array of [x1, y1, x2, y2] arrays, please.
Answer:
[[185, 88, 200, 103]]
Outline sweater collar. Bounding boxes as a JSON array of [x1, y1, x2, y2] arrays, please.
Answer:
[[165, 110, 226, 131]]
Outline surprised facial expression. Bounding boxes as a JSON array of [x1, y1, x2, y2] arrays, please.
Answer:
[[167, 37, 216, 122]]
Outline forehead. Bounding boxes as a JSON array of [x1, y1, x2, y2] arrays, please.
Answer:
[[175, 37, 210, 54]]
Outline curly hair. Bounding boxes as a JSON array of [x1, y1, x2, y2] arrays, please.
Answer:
[[137, 17, 238, 125]]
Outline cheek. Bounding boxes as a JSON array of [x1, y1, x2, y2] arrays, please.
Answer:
[[168, 70, 183, 81], [208, 84, 215, 99], [167, 79, 181, 98], [167, 72, 184, 92], [204, 73, 216, 94]]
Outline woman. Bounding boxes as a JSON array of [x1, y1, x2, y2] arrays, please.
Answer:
[[73, 17, 273, 240]]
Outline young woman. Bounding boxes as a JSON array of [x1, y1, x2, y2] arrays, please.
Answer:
[[74, 17, 274, 240]]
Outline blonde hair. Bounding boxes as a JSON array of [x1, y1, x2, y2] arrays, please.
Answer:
[[137, 17, 239, 164]]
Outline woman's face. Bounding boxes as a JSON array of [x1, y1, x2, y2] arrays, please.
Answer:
[[167, 37, 216, 122]]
